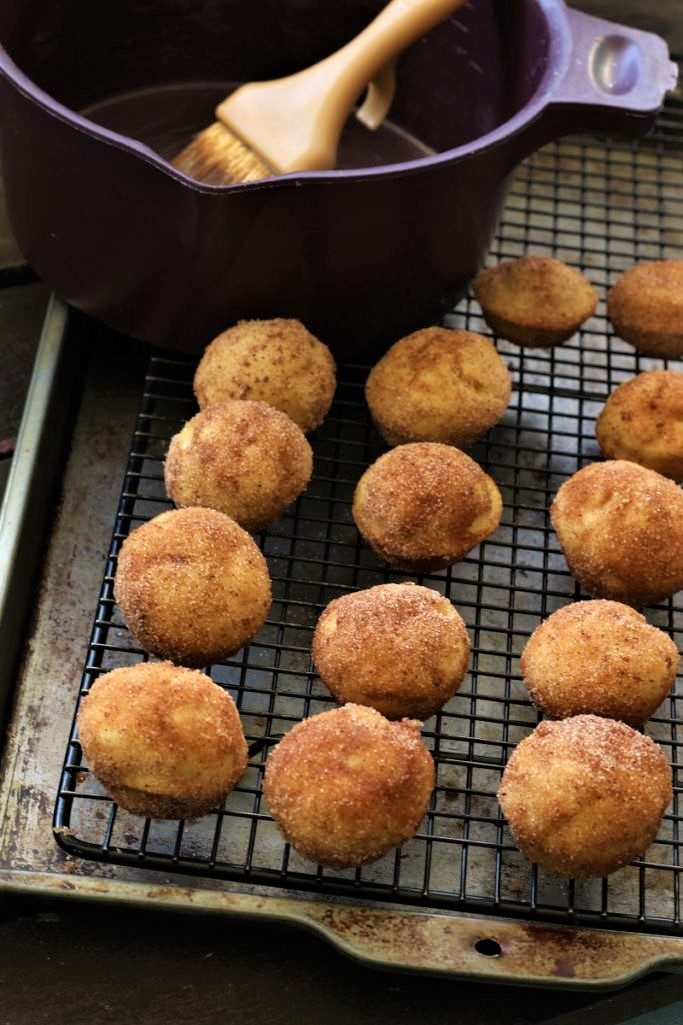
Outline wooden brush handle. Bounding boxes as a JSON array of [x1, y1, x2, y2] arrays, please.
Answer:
[[217, 0, 468, 173], [319, 0, 468, 106]]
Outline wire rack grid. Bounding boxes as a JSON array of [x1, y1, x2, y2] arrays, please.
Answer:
[[55, 93, 683, 936]]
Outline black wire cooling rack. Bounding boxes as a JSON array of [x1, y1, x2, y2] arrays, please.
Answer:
[[55, 92, 683, 936]]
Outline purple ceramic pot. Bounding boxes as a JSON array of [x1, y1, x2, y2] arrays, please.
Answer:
[[0, 1, 677, 357]]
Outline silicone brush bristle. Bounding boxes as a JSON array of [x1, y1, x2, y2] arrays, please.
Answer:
[[172, 122, 273, 185]]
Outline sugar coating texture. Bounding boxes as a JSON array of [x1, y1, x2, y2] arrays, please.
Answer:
[[498, 714, 672, 877], [596, 370, 683, 481], [114, 507, 271, 667], [550, 460, 683, 607], [193, 318, 336, 432], [607, 260, 683, 358], [520, 600, 679, 725], [313, 582, 470, 720], [263, 703, 435, 868], [365, 327, 511, 448], [472, 255, 597, 348], [353, 442, 502, 572], [164, 400, 313, 532], [78, 661, 248, 819]]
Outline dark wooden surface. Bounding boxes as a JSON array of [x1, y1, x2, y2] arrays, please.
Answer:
[[0, 2, 681, 1021]]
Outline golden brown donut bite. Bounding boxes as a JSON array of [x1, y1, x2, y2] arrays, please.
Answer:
[[263, 703, 435, 867], [114, 507, 271, 667], [312, 583, 470, 720], [596, 370, 683, 481], [607, 260, 683, 357], [164, 400, 313, 532], [472, 255, 598, 348], [498, 715, 672, 878], [193, 318, 336, 432], [520, 600, 679, 725], [353, 442, 502, 572], [550, 460, 683, 606], [78, 662, 248, 819], [365, 327, 511, 447]]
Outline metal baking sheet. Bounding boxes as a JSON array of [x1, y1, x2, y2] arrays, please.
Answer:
[[0, 295, 69, 712]]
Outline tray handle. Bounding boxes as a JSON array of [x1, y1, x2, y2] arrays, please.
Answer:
[[10, 869, 683, 989], [302, 902, 683, 987]]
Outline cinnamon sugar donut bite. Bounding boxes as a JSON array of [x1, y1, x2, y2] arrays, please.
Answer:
[[596, 370, 683, 481], [164, 400, 313, 532], [498, 715, 672, 877], [114, 507, 271, 667], [193, 318, 336, 432], [365, 327, 511, 448], [520, 601, 679, 725], [312, 583, 470, 720], [607, 260, 683, 357], [78, 662, 248, 819], [550, 461, 683, 607], [353, 443, 502, 572], [472, 255, 597, 348], [263, 704, 435, 868]]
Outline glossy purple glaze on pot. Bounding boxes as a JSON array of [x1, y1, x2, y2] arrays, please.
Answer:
[[0, 1, 677, 357]]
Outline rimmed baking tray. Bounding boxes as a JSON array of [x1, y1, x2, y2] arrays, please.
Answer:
[[2, 94, 683, 989], [0, 294, 70, 706]]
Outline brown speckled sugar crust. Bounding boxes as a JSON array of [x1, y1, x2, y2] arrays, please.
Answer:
[[472, 255, 598, 348], [550, 460, 683, 607], [77, 662, 248, 820], [263, 703, 435, 868], [498, 714, 673, 878], [193, 318, 336, 432], [365, 327, 511, 448], [352, 442, 502, 572], [520, 600, 679, 725], [164, 400, 313, 532], [114, 507, 271, 667], [596, 370, 683, 481], [312, 582, 470, 720], [607, 261, 683, 358]]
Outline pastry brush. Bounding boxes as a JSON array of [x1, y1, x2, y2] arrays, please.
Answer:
[[172, 0, 467, 185]]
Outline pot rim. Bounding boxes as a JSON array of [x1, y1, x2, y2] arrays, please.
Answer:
[[0, 0, 570, 191]]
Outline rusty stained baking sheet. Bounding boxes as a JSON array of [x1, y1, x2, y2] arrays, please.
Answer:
[[1, 868, 682, 988], [0, 325, 681, 990], [2, 125, 683, 987], [0, 293, 67, 713]]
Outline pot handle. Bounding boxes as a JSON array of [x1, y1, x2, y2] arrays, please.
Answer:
[[546, 9, 678, 131]]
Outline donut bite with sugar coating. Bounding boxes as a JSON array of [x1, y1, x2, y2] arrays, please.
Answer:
[[550, 460, 683, 607], [164, 400, 313, 532], [312, 582, 470, 720], [193, 318, 336, 432], [365, 327, 511, 448], [498, 715, 672, 877], [77, 662, 248, 819], [596, 370, 683, 481], [607, 260, 683, 357], [263, 704, 435, 868], [353, 443, 502, 572], [472, 255, 597, 348], [520, 600, 679, 726], [114, 507, 271, 667]]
